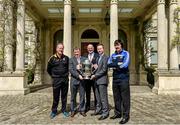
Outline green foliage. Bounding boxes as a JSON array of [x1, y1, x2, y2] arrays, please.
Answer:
[[171, 7, 180, 49], [26, 69, 35, 84]]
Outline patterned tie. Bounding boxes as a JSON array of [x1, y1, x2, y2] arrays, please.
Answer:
[[98, 55, 102, 65], [77, 57, 80, 64], [89, 53, 92, 62]]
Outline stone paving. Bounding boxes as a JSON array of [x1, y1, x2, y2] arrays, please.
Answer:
[[0, 86, 180, 124]]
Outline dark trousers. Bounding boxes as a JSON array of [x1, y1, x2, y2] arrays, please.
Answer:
[[51, 78, 69, 113], [113, 83, 130, 118], [95, 84, 109, 117], [85, 80, 96, 109], [70, 82, 86, 112]]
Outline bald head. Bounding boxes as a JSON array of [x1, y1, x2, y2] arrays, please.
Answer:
[[87, 44, 94, 54]]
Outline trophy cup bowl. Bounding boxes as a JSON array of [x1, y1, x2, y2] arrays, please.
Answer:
[[82, 59, 92, 79]]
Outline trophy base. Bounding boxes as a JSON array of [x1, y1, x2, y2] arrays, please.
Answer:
[[83, 75, 91, 80]]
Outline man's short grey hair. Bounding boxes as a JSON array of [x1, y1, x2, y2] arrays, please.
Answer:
[[73, 47, 81, 51], [56, 42, 64, 48]]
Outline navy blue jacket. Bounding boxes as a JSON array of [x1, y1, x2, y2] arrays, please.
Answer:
[[108, 50, 130, 84]]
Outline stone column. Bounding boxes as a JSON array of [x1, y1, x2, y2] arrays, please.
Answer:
[[4, 0, 14, 72], [110, 0, 118, 55], [169, 0, 178, 70], [63, 0, 72, 57], [157, 0, 168, 70], [16, 0, 25, 72], [152, 0, 169, 94]]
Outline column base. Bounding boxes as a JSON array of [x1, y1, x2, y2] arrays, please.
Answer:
[[0, 72, 30, 95], [138, 71, 148, 85], [129, 70, 138, 85], [152, 70, 180, 95]]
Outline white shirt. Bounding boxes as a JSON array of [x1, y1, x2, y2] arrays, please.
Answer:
[[88, 52, 94, 62]]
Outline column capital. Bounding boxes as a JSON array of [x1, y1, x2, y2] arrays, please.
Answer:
[[111, 0, 118, 5], [169, 0, 178, 4], [64, 0, 71, 5], [158, 0, 165, 4], [17, 0, 25, 5]]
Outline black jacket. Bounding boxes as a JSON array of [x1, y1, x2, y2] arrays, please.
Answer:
[[47, 54, 69, 78]]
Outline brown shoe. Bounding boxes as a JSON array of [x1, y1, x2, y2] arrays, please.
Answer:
[[80, 112, 87, 117], [71, 112, 75, 117]]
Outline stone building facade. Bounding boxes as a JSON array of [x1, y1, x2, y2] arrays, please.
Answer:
[[0, 0, 179, 95]]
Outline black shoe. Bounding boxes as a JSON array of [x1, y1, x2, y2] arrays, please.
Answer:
[[71, 112, 76, 117], [110, 114, 121, 119], [80, 112, 87, 117], [119, 117, 129, 124], [85, 106, 90, 112], [91, 112, 101, 116], [98, 115, 109, 120]]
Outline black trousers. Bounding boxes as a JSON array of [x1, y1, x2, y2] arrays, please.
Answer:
[[51, 78, 69, 113], [113, 83, 130, 118], [85, 80, 97, 108]]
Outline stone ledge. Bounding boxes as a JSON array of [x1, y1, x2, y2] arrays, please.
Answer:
[[153, 72, 180, 95], [0, 71, 26, 77], [0, 88, 30, 95], [0, 73, 29, 95], [157, 70, 180, 77], [153, 87, 180, 95]]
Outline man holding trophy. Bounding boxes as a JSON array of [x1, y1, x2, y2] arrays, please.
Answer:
[[84, 44, 98, 112], [69, 48, 87, 117], [90, 44, 109, 120]]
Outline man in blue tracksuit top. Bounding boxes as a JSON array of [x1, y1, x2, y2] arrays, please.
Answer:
[[108, 40, 130, 124]]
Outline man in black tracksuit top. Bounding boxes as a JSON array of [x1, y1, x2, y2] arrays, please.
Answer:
[[47, 43, 69, 119]]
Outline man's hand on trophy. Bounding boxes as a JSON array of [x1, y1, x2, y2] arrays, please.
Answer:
[[79, 75, 83, 80], [90, 75, 96, 80], [76, 64, 82, 70], [92, 64, 98, 69]]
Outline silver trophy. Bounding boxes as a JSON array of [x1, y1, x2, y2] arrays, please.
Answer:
[[77, 59, 92, 79], [82, 59, 92, 79]]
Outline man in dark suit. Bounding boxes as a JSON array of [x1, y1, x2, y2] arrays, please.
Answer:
[[69, 47, 87, 117], [91, 44, 109, 120], [84, 44, 99, 112]]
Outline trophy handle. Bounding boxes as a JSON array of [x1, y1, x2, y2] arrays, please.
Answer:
[[77, 69, 83, 76], [77, 63, 84, 76], [91, 63, 98, 75]]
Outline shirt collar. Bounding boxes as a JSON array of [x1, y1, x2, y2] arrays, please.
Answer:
[[115, 49, 123, 54]]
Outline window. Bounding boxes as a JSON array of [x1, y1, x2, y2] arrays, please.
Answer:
[[149, 37, 157, 65], [79, 8, 102, 13], [81, 29, 99, 39]]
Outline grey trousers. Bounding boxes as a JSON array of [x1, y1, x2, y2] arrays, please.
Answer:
[[95, 84, 109, 117]]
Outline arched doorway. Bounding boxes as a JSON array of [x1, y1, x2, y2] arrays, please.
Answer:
[[118, 29, 127, 50], [53, 30, 63, 53], [81, 29, 99, 55]]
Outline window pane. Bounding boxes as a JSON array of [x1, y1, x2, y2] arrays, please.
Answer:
[[151, 52, 157, 64]]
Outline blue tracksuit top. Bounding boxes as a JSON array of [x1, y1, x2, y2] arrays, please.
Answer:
[[107, 50, 130, 84]]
